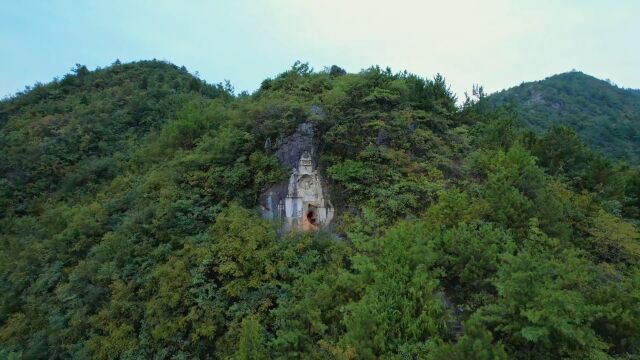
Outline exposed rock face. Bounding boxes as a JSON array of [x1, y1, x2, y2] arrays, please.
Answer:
[[277, 151, 334, 230], [274, 122, 314, 169], [260, 121, 334, 231]]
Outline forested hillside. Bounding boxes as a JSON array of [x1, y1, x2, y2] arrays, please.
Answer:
[[1, 61, 639, 359], [486, 71, 640, 163]]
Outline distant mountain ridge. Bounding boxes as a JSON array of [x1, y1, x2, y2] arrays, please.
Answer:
[[486, 71, 640, 163]]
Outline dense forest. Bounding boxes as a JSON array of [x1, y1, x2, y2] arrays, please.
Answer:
[[0, 60, 639, 359], [486, 71, 640, 164]]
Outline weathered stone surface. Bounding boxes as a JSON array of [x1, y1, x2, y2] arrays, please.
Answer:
[[274, 122, 315, 169], [262, 151, 334, 231], [260, 118, 334, 231], [310, 104, 326, 118]]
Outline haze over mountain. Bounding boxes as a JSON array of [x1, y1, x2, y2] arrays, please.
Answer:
[[486, 71, 640, 164], [3, 1, 640, 101], [1, 61, 639, 359]]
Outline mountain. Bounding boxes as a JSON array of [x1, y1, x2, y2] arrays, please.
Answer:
[[0, 61, 230, 214], [1, 61, 639, 359], [485, 71, 640, 163]]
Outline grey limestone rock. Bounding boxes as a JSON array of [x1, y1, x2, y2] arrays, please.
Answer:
[[260, 117, 335, 231], [274, 122, 315, 169]]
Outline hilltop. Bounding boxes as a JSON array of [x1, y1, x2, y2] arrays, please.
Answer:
[[486, 71, 640, 163]]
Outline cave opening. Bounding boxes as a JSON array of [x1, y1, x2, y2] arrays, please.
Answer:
[[306, 210, 317, 225]]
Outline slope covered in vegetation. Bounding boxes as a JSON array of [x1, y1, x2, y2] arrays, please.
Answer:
[[486, 71, 640, 164], [0, 61, 639, 359]]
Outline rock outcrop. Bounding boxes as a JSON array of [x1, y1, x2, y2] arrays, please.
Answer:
[[260, 121, 334, 231]]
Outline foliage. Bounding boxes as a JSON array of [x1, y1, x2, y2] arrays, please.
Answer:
[[0, 61, 639, 359], [485, 71, 640, 163]]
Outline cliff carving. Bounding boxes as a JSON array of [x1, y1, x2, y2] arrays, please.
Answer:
[[260, 121, 334, 231]]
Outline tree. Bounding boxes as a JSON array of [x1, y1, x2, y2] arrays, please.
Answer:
[[235, 315, 266, 360]]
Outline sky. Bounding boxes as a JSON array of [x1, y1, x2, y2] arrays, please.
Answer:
[[1, 0, 639, 99]]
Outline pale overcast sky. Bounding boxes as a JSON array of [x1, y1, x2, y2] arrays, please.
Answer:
[[1, 0, 639, 99]]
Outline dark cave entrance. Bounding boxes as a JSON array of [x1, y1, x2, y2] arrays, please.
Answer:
[[306, 206, 318, 225]]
